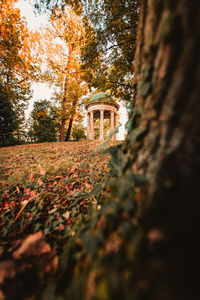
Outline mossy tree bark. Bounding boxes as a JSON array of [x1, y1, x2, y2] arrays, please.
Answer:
[[122, 0, 200, 299]]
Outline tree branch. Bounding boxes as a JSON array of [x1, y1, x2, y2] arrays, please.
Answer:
[[108, 80, 132, 88]]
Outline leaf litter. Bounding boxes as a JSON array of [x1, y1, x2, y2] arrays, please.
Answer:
[[0, 141, 115, 298]]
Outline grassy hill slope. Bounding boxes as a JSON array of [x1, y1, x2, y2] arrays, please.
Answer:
[[0, 141, 115, 298]]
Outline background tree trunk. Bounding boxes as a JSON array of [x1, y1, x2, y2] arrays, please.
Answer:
[[122, 0, 200, 299], [59, 42, 72, 142], [65, 96, 78, 141], [59, 76, 68, 142]]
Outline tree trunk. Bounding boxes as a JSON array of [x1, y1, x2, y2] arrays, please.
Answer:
[[65, 117, 74, 141], [59, 42, 72, 142], [65, 96, 78, 141], [122, 0, 200, 299], [59, 77, 68, 142]]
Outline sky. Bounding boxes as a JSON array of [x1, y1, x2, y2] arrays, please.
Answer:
[[16, 0, 128, 140]]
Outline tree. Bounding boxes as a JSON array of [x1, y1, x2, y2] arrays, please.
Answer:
[[80, 0, 139, 100], [113, 0, 200, 298], [34, 6, 87, 142], [41, 0, 199, 299], [0, 83, 17, 146], [32, 0, 139, 100], [30, 100, 60, 143], [30, 0, 83, 15], [0, 0, 34, 84], [71, 124, 86, 141], [0, 0, 35, 143], [64, 78, 87, 141], [5, 1, 199, 299]]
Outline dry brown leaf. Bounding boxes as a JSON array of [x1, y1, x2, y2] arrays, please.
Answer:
[[0, 289, 5, 300], [62, 211, 70, 220], [147, 229, 165, 243], [38, 164, 46, 176], [12, 231, 51, 259], [16, 186, 20, 194], [0, 260, 16, 284], [37, 178, 43, 186], [24, 188, 31, 195], [104, 235, 122, 255]]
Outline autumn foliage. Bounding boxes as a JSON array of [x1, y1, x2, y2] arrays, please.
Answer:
[[32, 6, 87, 141]]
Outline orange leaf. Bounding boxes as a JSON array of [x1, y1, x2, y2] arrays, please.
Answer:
[[12, 231, 51, 259], [37, 178, 43, 186], [14, 200, 30, 222], [38, 164, 46, 176]]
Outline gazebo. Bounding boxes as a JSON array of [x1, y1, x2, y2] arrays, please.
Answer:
[[85, 92, 119, 140]]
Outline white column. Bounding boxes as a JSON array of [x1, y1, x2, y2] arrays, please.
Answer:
[[90, 111, 94, 140], [87, 113, 90, 139], [110, 111, 115, 140], [114, 113, 117, 141], [99, 110, 104, 139]]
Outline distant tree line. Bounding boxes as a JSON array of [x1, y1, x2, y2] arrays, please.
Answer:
[[27, 99, 86, 144]]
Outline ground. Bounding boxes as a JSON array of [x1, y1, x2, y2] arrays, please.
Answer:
[[0, 141, 114, 299]]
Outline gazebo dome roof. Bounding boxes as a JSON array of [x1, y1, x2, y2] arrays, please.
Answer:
[[85, 92, 119, 111], [90, 92, 112, 102]]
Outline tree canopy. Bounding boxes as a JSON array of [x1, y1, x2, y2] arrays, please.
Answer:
[[0, 0, 37, 143], [33, 6, 87, 141], [0, 83, 18, 146], [81, 0, 139, 100], [31, 0, 139, 100], [30, 99, 60, 142]]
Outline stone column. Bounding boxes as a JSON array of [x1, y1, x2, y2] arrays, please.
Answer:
[[90, 111, 94, 140], [110, 111, 115, 140], [87, 113, 90, 139], [114, 113, 117, 140], [110, 111, 115, 129], [99, 110, 104, 139]]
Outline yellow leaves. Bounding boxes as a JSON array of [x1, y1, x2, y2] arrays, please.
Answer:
[[35, 109, 48, 118], [36, 5, 86, 78], [0, 0, 35, 81]]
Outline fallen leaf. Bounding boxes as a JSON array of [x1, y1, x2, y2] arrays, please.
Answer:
[[147, 229, 165, 243], [48, 207, 57, 214], [104, 235, 122, 255], [37, 178, 43, 186], [29, 173, 34, 181], [0, 290, 5, 300], [63, 211, 70, 220], [38, 164, 46, 176], [0, 260, 16, 284], [24, 188, 31, 195], [12, 231, 51, 259]]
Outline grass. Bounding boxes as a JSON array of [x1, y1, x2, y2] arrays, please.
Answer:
[[1, 140, 132, 299], [0, 141, 111, 187]]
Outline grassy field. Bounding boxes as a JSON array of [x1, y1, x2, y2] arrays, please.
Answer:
[[0, 141, 110, 187], [0, 140, 112, 234], [0, 141, 116, 298], [0, 140, 141, 300]]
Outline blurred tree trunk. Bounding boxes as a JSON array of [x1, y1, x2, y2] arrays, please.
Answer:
[[123, 0, 200, 299]]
